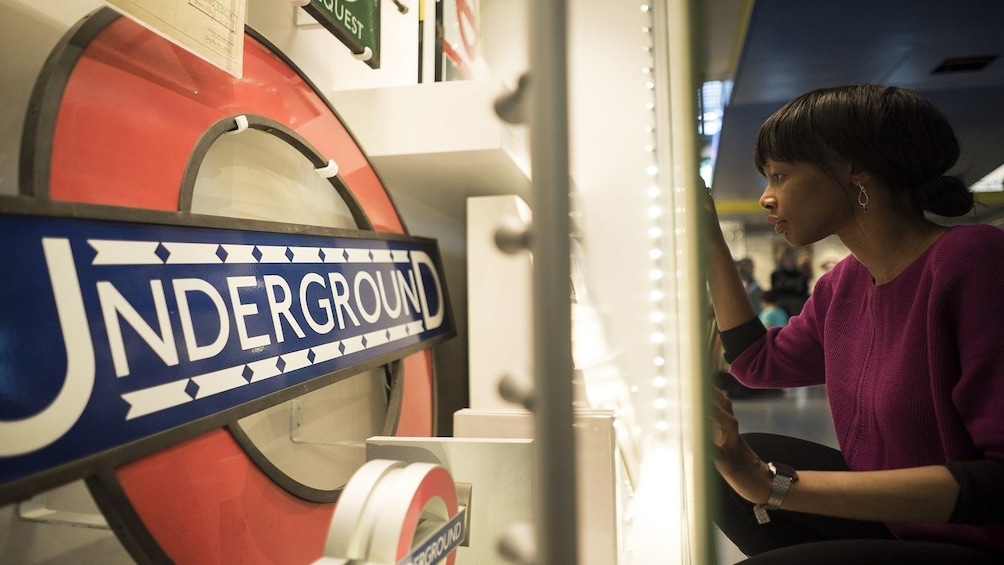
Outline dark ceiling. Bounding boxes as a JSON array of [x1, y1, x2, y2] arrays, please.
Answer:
[[706, 0, 1004, 226]]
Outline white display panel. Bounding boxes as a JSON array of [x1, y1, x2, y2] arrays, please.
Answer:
[[466, 195, 533, 410], [453, 408, 625, 565]]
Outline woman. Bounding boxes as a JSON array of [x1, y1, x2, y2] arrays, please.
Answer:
[[707, 85, 1004, 563]]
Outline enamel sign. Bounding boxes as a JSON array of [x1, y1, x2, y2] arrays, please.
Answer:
[[299, 0, 381, 68], [5, 7, 448, 560], [0, 210, 452, 491]]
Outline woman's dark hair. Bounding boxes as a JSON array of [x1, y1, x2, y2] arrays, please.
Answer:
[[753, 84, 973, 217]]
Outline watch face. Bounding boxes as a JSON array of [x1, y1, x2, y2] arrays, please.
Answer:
[[770, 462, 798, 479]]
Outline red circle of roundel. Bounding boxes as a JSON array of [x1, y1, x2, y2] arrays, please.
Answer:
[[31, 9, 436, 563]]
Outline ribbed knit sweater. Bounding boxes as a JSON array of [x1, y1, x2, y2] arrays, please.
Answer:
[[727, 224, 1004, 554]]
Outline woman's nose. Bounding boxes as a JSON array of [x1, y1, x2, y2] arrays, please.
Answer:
[[759, 190, 775, 210]]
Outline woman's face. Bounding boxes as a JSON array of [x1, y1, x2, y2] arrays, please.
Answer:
[[759, 158, 854, 247]]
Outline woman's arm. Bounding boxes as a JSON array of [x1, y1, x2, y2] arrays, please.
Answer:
[[706, 195, 758, 331], [710, 387, 960, 523], [783, 466, 958, 523]]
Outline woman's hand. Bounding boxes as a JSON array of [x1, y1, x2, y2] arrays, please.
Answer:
[[709, 386, 772, 505], [702, 183, 728, 244]]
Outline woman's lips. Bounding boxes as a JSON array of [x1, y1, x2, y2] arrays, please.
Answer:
[[767, 215, 785, 233]]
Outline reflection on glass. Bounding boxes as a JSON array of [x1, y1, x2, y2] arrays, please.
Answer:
[[237, 370, 390, 491], [192, 127, 393, 492], [191, 129, 356, 228]]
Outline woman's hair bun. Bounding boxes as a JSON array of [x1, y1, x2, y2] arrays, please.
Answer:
[[916, 176, 973, 217]]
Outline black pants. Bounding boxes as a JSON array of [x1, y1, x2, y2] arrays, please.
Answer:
[[713, 433, 1001, 564]]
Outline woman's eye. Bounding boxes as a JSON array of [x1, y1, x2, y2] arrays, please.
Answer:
[[772, 174, 784, 183]]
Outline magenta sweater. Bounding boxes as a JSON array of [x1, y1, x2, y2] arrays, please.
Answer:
[[728, 224, 1004, 553]]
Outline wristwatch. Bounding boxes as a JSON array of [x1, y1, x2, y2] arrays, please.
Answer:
[[753, 461, 798, 525]]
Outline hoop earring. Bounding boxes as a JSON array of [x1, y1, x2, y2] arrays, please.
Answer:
[[857, 182, 869, 212]]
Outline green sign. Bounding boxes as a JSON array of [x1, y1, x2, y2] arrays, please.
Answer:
[[302, 0, 381, 69]]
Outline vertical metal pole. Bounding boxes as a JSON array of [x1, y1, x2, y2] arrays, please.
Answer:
[[655, 0, 714, 562], [528, 0, 577, 563]]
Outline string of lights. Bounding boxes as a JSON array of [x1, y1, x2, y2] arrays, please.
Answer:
[[639, 1, 672, 442]]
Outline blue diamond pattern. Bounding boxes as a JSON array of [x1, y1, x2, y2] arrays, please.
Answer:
[[252, 246, 263, 262], [342, 249, 350, 261], [318, 249, 327, 262], [155, 243, 171, 263], [216, 245, 228, 262], [185, 379, 200, 399], [285, 247, 294, 262], [242, 365, 254, 382], [307, 349, 316, 363], [361, 335, 368, 347], [338, 342, 346, 354], [276, 357, 286, 372]]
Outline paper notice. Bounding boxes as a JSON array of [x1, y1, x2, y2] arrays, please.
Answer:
[[104, 0, 247, 78]]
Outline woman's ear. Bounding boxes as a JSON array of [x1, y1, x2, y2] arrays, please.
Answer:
[[824, 154, 873, 193], [847, 162, 872, 188]]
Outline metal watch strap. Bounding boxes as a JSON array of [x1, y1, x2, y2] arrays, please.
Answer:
[[754, 462, 797, 525]]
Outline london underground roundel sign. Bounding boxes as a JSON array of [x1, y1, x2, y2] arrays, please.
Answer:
[[2, 7, 454, 563]]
